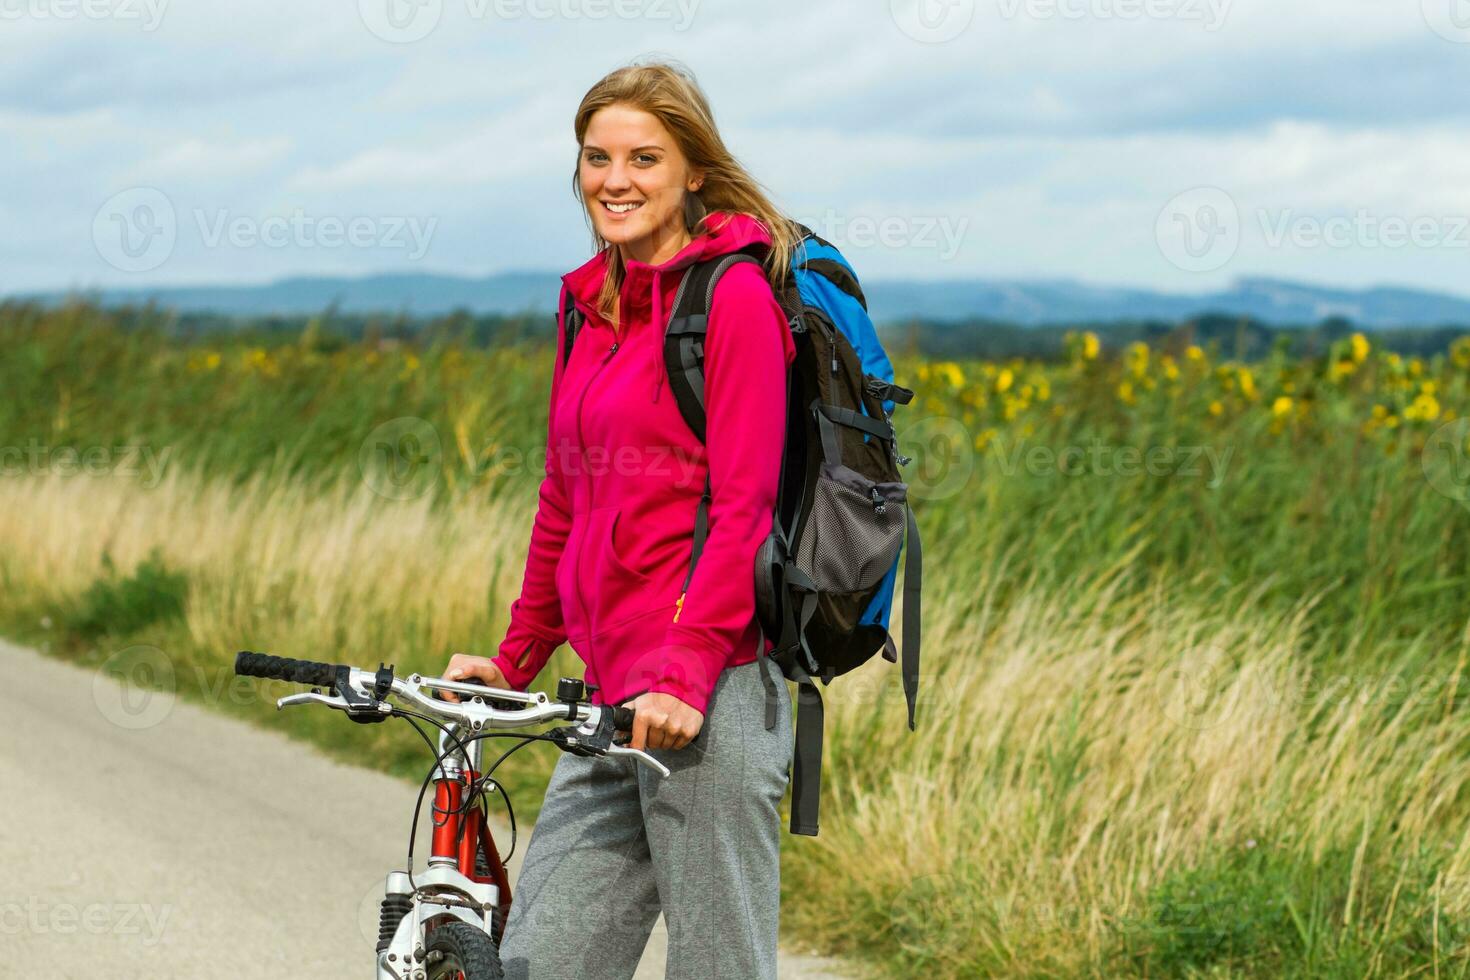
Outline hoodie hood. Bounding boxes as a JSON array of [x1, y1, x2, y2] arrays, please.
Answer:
[[561, 212, 776, 403]]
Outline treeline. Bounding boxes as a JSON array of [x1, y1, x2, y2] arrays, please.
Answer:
[[10, 300, 1470, 361]]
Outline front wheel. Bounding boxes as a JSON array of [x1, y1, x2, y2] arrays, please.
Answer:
[[425, 921, 503, 980]]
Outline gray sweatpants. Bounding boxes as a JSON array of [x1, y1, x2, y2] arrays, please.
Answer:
[[498, 657, 793, 980]]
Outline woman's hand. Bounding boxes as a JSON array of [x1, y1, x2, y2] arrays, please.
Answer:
[[439, 653, 509, 703], [626, 692, 705, 751]]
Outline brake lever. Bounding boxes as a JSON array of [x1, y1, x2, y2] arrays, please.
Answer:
[[546, 709, 671, 778], [278, 691, 348, 711], [605, 744, 671, 778], [276, 690, 392, 722]]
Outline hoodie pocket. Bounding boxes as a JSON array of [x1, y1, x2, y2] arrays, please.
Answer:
[[570, 505, 658, 638]]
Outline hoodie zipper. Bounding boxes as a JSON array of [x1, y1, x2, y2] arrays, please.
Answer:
[[572, 331, 621, 698]]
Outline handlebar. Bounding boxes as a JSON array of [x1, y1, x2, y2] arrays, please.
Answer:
[[234, 651, 340, 688], [443, 679, 634, 732], [231, 651, 665, 777]]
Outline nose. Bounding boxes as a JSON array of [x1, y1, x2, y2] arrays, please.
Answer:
[[604, 160, 633, 194]]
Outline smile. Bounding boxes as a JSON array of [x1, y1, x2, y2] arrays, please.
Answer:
[[602, 201, 643, 214]]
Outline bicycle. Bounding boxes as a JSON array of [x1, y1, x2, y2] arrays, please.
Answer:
[[232, 651, 668, 980]]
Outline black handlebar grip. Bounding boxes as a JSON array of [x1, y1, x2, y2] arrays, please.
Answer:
[[234, 651, 340, 688], [612, 705, 636, 732]]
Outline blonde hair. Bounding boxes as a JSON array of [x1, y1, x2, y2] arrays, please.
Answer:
[[572, 59, 799, 326]]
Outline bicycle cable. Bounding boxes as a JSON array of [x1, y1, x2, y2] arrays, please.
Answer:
[[396, 715, 555, 891]]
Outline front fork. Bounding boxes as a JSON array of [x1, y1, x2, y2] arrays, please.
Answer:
[[375, 725, 511, 979]]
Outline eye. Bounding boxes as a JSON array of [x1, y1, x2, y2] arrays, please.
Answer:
[[583, 149, 608, 165], [634, 153, 659, 165]]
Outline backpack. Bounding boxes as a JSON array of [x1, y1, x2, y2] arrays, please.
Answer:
[[559, 224, 921, 836]]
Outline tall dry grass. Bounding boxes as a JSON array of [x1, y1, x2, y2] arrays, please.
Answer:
[[811, 560, 1470, 973], [0, 469, 528, 661]]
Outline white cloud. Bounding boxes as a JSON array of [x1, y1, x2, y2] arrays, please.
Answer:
[[5, 0, 1470, 298]]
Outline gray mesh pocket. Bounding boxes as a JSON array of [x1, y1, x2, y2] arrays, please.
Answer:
[[795, 463, 907, 594]]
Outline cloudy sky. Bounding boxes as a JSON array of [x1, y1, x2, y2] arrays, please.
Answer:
[[5, 0, 1470, 297]]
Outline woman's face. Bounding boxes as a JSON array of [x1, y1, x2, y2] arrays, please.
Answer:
[[579, 103, 703, 265]]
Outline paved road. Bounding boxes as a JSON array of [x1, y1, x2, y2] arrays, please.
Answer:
[[0, 639, 850, 978]]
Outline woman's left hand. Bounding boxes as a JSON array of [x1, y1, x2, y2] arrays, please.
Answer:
[[625, 692, 705, 752]]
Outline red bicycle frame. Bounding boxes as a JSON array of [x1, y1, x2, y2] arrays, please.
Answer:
[[431, 767, 512, 945]]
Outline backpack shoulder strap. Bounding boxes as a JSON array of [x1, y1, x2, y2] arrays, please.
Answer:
[[559, 286, 581, 371], [662, 249, 776, 724], [662, 248, 765, 444]]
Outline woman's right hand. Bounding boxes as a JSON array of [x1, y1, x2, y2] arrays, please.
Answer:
[[439, 653, 509, 703]]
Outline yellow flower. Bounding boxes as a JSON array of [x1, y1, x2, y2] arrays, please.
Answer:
[[1208, 400, 1223, 417], [973, 428, 996, 452], [935, 361, 965, 389], [1161, 354, 1180, 381], [1064, 331, 1100, 364], [1272, 396, 1293, 418], [1349, 333, 1370, 364], [1117, 380, 1136, 405], [1237, 367, 1258, 401], [1126, 342, 1150, 379], [1405, 393, 1441, 423], [1185, 345, 1205, 364], [1328, 359, 1356, 383], [1409, 357, 1424, 378], [243, 347, 280, 377], [996, 368, 1015, 394], [204, 351, 221, 371]]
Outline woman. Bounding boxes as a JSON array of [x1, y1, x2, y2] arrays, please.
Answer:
[[441, 61, 799, 980]]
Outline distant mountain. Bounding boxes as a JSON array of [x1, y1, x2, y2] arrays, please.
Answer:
[[22, 272, 1470, 329], [865, 277, 1470, 328], [27, 271, 560, 320]]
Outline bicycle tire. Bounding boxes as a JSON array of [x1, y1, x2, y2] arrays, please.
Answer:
[[425, 921, 504, 980]]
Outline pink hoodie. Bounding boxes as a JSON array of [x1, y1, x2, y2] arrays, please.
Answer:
[[490, 213, 796, 715]]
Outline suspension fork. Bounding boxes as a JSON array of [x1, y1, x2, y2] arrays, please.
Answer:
[[430, 727, 513, 943]]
